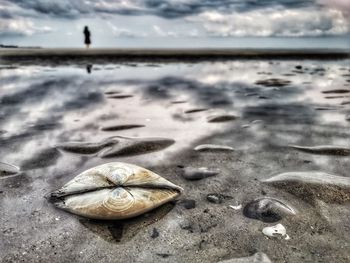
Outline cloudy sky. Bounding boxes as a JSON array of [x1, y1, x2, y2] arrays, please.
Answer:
[[0, 0, 349, 48]]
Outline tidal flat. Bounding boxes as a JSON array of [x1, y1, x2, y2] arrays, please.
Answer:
[[1, 57, 350, 262]]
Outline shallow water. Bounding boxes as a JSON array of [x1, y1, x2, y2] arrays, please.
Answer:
[[1, 60, 350, 262]]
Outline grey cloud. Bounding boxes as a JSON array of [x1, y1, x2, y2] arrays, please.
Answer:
[[5, 0, 90, 18], [3, 0, 316, 19], [2, 0, 347, 38], [190, 7, 348, 37], [0, 17, 52, 37], [0, 9, 14, 19], [142, 0, 315, 18]]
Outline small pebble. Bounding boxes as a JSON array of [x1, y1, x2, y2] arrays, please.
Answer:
[[156, 253, 172, 258], [207, 193, 233, 204], [179, 199, 196, 209], [184, 108, 208, 114], [107, 94, 133, 99], [0, 162, 20, 178], [207, 114, 237, 123], [194, 144, 234, 152], [229, 204, 242, 210], [181, 167, 219, 180], [151, 228, 159, 238]]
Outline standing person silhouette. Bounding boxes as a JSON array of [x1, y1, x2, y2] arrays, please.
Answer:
[[83, 26, 91, 48]]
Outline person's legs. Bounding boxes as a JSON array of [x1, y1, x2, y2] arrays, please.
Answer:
[[86, 44, 90, 49]]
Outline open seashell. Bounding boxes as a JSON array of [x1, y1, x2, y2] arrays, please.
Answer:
[[0, 161, 20, 178], [49, 162, 183, 220], [243, 197, 296, 223]]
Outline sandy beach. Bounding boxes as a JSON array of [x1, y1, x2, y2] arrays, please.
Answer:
[[1, 54, 350, 262]]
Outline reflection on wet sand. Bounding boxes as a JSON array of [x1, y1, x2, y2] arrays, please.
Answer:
[[1, 60, 350, 262], [86, 64, 92, 74]]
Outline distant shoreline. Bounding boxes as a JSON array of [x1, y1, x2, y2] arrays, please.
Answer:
[[0, 48, 349, 63]]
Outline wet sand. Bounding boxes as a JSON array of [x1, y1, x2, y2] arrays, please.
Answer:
[[0, 58, 350, 262], [0, 48, 349, 63]]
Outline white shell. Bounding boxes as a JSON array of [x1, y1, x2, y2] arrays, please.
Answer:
[[51, 162, 183, 220], [262, 223, 290, 240]]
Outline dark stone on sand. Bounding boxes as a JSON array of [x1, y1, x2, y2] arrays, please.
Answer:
[[207, 195, 221, 204], [184, 108, 208, 114], [171, 100, 187, 104], [107, 95, 133, 99], [258, 96, 268, 99], [156, 253, 172, 258], [0, 161, 20, 178], [295, 65, 302, 70], [263, 171, 350, 203], [179, 199, 196, 209], [181, 167, 220, 180], [282, 73, 296, 77], [207, 193, 233, 204], [243, 197, 296, 223], [194, 144, 234, 152], [255, 78, 291, 87], [218, 252, 272, 263], [101, 124, 145, 131], [150, 228, 159, 238], [322, 89, 350, 94], [104, 91, 121, 95], [99, 136, 175, 158], [289, 145, 350, 156], [180, 221, 194, 233], [207, 114, 237, 123]]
